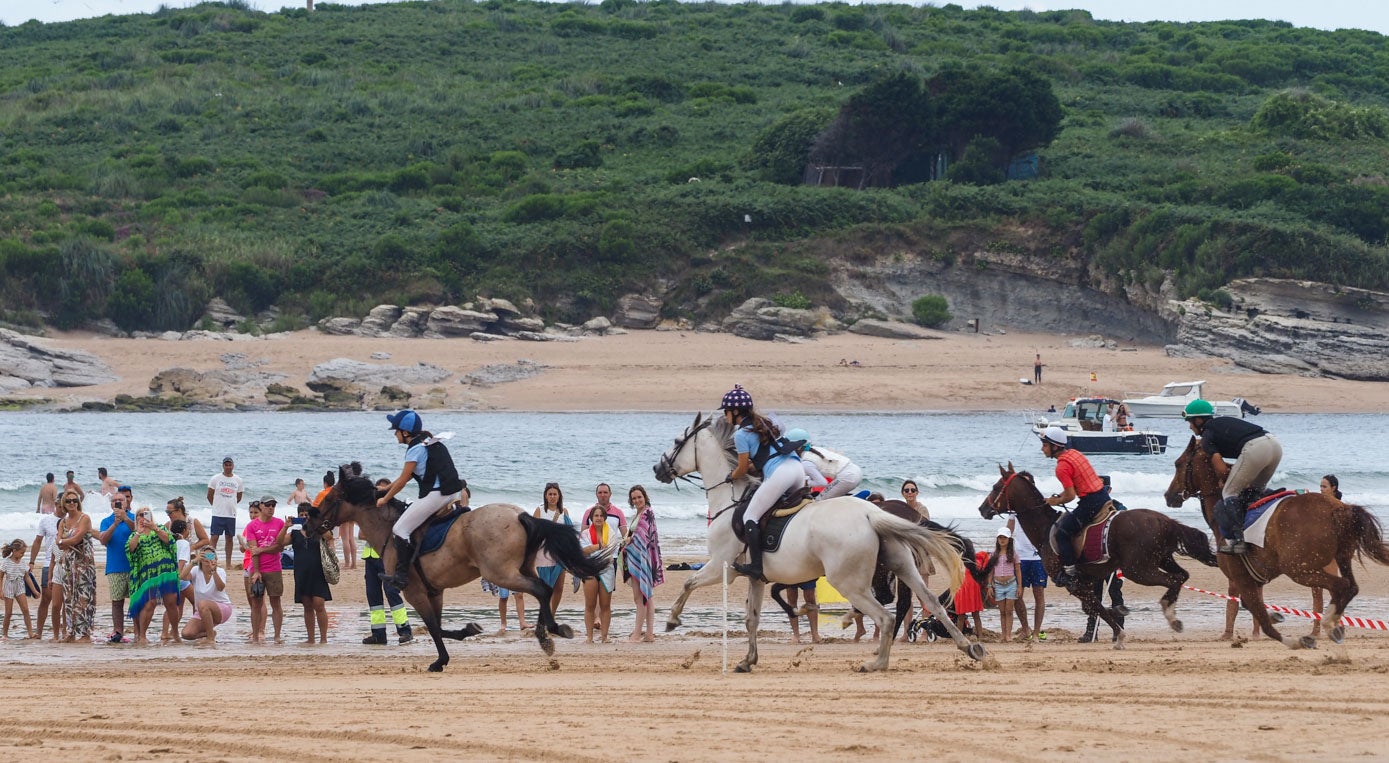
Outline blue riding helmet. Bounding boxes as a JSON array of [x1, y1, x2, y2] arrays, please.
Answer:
[[784, 428, 811, 451], [720, 384, 753, 410], [386, 409, 423, 436]]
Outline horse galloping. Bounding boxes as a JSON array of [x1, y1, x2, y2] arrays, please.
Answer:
[[1166, 437, 1389, 648], [652, 412, 985, 672], [312, 464, 609, 671], [981, 462, 1217, 648]]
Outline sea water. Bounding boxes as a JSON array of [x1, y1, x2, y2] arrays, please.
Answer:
[[2, 410, 1385, 557]]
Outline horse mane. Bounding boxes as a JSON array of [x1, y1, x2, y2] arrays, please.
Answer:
[[706, 411, 740, 471]]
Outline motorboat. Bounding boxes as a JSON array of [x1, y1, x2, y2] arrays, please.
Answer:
[[1121, 381, 1259, 419], [1032, 397, 1168, 455]]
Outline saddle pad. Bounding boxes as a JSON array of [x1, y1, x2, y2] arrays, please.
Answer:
[[1243, 495, 1291, 548], [760, 511, 796, 553], [771, 496, 814, 518], [420, 505, 470, 555], [1079, 516, 1114, 565], [1246, 489, 1297, 514]]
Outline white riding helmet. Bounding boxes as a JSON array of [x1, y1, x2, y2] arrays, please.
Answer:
[[1039, 427, 1068, 447]]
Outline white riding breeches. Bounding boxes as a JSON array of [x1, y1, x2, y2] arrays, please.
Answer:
[[392, 490, 463, 540], [745, 460, 806, 524], [817, 462, 863, 501]]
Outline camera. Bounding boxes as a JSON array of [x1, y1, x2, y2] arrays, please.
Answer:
[[290, 516, 306, 526]]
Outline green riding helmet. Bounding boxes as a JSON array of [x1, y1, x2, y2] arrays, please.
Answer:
[[1182, 399, 1215, 419]]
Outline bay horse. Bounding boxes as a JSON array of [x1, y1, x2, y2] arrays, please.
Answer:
[[653, 412, 986, 672], [312, 464, 609, 672], [1165, 437, 1389, 647], [980, 462, 1217, 648]]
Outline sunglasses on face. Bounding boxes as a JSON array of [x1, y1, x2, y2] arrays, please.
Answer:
[[63, 499, 79, 505], [902, 488, 917, 494]]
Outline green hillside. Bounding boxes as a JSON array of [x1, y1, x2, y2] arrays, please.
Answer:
[[3, 0, 1389, 332]]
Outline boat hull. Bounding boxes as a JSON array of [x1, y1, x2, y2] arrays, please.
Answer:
[[1032, 428, 1168, 455], [1123, 400, 1241, 418]]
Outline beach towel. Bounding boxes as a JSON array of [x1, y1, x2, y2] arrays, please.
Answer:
[[626, 510, 663, 604], [127, 532, 180, 620]]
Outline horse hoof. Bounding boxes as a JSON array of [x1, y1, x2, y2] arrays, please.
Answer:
[[856, 664, 876, 673], [540, 638, 556, 656], [1270, 612, 1285, 624], [462, 623, 483, 638], [552, 624, 575, 640], [1170, 619, 1184, 634], [665, 621, 680, 633], [1113, 605, 1131, 618], [1330, 625, 1345, 644], [1113, 639, 1126, 651], [428, 662, 446, 673], [734, 662, 752, 673], [966, 643, 986, 661], [1299, 635, 1317, 650]]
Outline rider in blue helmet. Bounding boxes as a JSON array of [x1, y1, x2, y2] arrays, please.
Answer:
[[721, 385, 803, 582], [377, 410, 464, 589]]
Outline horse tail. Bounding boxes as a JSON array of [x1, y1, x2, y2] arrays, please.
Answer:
[[1348, 504, 1389, 566], [1173, 520, 1218, 567], [866, 511, 964, 606], [516, 513, 611, 580]]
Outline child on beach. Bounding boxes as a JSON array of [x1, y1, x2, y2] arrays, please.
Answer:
[[2, 540, 36, 639], [986, 528, 1019, 642]]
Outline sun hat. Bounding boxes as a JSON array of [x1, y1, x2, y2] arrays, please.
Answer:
[[997, 526, 1012, 539], [1039, 427, 1068, 447], [259, 495, 277, 505], [720, 385, 753, 410], [387, 409, 423, 435]]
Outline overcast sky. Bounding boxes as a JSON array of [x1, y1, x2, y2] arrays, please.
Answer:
[[3, 0, 1387, 34]]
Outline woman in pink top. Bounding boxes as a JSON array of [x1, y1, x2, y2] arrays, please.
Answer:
[[987, 527, 1020, 642]]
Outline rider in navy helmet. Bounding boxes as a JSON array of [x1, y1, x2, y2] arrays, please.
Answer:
[[377, 410, 465, 589], [721, 385, 803, 582]]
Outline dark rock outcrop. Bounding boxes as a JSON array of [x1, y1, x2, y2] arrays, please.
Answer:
[[722, 298, 818, 340]]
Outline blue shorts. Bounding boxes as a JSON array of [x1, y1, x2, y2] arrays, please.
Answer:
[[796, 580, 816, 592], [209, 516, 237, 537], [1019, 559, 1047, 589], [537, 565, 563, 587]]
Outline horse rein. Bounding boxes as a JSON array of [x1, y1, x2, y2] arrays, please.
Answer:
[[986, 471, 1049, 516]]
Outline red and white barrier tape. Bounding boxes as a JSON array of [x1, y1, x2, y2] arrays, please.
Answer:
[[1181, 582, 1389, 631]]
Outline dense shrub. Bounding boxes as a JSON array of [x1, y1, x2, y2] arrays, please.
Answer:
[[911, 295, 952, 327]]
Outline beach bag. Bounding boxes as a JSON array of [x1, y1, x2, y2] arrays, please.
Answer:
[[320, 539, 340, 585]]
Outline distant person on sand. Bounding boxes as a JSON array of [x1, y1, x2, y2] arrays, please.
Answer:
[[1034, 353, 1044, 385], [37, 473, 57, 515], [534, 482, 574, 617], [361, 479, 415, 645], [62, 471, 85, 501], [287, 478, 310, 509], [97, 467, 119, 498], [1008, 516, 1046, 641]]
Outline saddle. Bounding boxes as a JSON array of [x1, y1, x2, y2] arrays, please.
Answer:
[[1242, 488, 1298, 534], [415, 504, 471, 556], [1049, 500, 1118, 566], [731, 487, 814, 553]]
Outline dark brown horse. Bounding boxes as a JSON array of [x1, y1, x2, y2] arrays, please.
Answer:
[[981, 462, 1217, 648], [767, 500, 980, 641], [313, 464, 608, 671], [1165, 437, 1389, 647]]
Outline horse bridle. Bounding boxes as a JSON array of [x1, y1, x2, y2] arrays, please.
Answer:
[[985, 471, 1047, 516], [1175, 443, 1221, 503], [657, 415, 754, 523], [308, 490, 341, 538]]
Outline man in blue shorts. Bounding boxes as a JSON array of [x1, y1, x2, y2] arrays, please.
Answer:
[[206, 456, 244, 568], [1009, 517, 1047, 640]]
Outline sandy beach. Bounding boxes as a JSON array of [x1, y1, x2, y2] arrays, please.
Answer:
[[8, 327, 1389, 761], [28, 327, 1389, 413], [2, 557, 1388, 761]]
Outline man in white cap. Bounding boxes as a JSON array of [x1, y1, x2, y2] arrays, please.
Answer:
[[206, 456, 244, 568], [1038, 427, 1110, 588]]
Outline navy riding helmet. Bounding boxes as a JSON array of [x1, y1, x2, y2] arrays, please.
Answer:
[[387, 409, 423, 436]]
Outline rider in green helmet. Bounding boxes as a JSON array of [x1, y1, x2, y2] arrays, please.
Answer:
[[1182, 399, 1280, 555]]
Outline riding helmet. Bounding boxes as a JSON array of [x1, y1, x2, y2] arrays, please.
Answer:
[[387, 409, 423, 435], [1182, 399, 1215, 419], [1039, 426, 1068, 447], [720, 384, 753, 411]]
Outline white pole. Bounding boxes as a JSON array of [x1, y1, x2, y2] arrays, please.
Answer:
[[722, 561, 729, 675]]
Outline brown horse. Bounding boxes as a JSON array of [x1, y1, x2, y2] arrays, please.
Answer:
[[1165, 437, 1389, 647], [312, 464, 609, 671], [981, 462, 1217, 648]]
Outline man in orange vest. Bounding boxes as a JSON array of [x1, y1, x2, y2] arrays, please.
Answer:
[[1038, 427, 1111, 588]]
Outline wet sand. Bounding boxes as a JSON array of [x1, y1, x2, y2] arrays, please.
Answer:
[[3, 558, 1388, 761]]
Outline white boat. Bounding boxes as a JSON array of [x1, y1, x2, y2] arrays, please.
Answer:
[[1031, 397, 1168, 455], [1121, 381, 1256, 419]]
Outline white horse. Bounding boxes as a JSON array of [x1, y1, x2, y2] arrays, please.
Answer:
[[653, 412, 986, 672]]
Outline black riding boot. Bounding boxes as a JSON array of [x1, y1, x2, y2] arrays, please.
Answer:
[[383, 536, 414, 590], [1215, 498, 1249, 555], [733, 521, 766, 582]]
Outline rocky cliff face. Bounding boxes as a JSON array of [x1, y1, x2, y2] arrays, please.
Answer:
[[828, 249, 1175, 343], [1167, 278, 1389, 380]]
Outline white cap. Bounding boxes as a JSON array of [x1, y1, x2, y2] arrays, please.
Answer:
[[1039, 427, 1068, 447], [996, 526, 1012, 539]]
